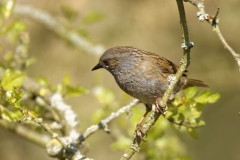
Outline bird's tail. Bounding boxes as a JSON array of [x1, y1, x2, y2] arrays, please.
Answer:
[[182, 78, 209, 89]]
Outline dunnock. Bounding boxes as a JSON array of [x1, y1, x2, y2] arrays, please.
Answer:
[[92, 46, 208, 139]]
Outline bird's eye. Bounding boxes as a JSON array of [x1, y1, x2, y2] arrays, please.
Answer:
[[103, 60, 109, 67]]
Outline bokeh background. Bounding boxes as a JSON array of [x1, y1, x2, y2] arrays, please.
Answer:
[[0, 0, 240, 160]]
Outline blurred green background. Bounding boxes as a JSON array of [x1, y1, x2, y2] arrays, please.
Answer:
[[0, 0, 240, 160]]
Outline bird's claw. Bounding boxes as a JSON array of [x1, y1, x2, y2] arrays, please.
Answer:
[[134, 124, 146, 142], [155, 105, 167, 115], [155, 98, 167, 116]]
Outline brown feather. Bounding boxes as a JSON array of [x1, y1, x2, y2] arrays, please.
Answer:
[[182, 78, 209, 89]]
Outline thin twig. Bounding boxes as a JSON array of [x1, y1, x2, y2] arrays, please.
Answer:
[[19, 107, 91, 159], [0, 117, 51, 147], [185, 0, 240, 71], [120, 0, 192, 159], [19, 108, 67, 146], [80, 99, 139, 142], [167, 118, 202, 128], [13, 4, 105, 57], [214, 26, 240, 70]]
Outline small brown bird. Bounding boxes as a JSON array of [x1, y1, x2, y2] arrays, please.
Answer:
[[92, 46, 208, 139]]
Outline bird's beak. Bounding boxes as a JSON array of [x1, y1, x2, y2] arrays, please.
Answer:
[[91, 63, 103, 71]]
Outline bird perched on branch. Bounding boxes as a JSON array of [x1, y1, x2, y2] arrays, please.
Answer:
[[92, 46, 208, 140]]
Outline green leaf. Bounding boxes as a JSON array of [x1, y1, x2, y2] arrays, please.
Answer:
[[1, 69, 25, 90], [37, 76, 49, 87], [3, 51, 13, 62], [4, 20, 27, 43], [111, 137, 132, 150], [0, 0, 15, 18], [166, 107, 178, 118], [83, 11, 105, 25], [176, 113, 185, 123], [91, 108, 105, 123], [195, 90, 210, 104], [0, 61, 4, 67], [93, 87, 115, 106], [65, 85, 88, 97], [0, 106, 22, 122], [189, 109, 201, 119], [195, 103, 204, 111], [185, 86, 197, 100], [25, 58, 36, 68], [207, 93, 220, 103], [9, 19, 26, 31], [5, 87, 23, 107], [187, 128, 198, 139], [0, 15, 2, 26], [76, 28, 89, 38], [63, 73, 70, 86], [197, 120, 206, 126], [61, 5, 78, 21], [61, 74, 88, 97], [177, 104, 187, 113], [172, 96, 183, 107]]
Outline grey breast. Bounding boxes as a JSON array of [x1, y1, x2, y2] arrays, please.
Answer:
[[112, 55, 167, 104]]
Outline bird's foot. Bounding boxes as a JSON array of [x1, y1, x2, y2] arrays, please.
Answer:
[[155, 98, 168, 116], [134, 123, 146, 142]]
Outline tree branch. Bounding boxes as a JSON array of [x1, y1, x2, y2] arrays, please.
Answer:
[[13, 3, 105, 57], [0, 118, 51, 147], [184, 0, 240, 71], [80, 99, 139, 143]]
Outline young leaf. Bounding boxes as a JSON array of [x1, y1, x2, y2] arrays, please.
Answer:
[[1, 69, 25, 90], [0, 0, 15, 18], [5, 87, 23, 107], [111, 137, 132, 150], [6, 20, 27, 43], [0, 106, 22, 122], [185, 86, 197, 100], [63, 73, 70, 86], [61, 5, 78, 21], [83, 11, 105, 25], [37, 76, 49, 87], [65, 85, 88, 97], [196, 119, 206, 127], [195, 90, 210, 104], [187, 128, 198, 139], [91, 108, 105, 123], [207, 93, 220, 103], [93, 87, 115, 106], [195, 103, 204, 112], [3, 51, 13, 62]]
